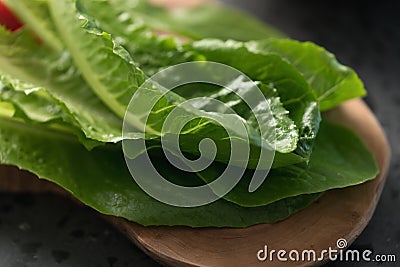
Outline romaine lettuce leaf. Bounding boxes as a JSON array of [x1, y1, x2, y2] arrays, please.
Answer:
[[0, 101, 14, 117], [69, 1, 324, 164], [246, 39, 366, 111], [0, 26, 124, 143], [188, 39, 321, 160], [48, 0, 147, 119], [0, 0, 378, 228], [0, 115, 320, 227], [80, 0, 283, 41], [198, 121, 378, 207], [169, 81, 305, 168], [3, 0, 63, 52], [0, 77, 64, 123], [46, 1, 301, 168], [0, 22, 296, 168], [0, 75, 102, 150]]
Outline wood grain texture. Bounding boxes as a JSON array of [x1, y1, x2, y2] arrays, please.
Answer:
[[0, 99, 391, 267]]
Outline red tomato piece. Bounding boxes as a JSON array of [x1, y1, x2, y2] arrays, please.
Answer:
[[0, 1, 24, 32]]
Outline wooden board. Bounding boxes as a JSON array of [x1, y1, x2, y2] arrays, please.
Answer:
[[0, 99, 391, 266]]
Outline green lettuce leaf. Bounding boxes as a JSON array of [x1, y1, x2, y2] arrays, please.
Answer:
[[246, 39, 366, 111], [188, 39, 321, 160], [170, 82, 304, 169], [78, 0, 204, 76], [0, 76, 65, 123], [0, 116, 320, 227], [0, 101, 14, 118], [0, 26, 123, 143], [68, 4, 303, 166], [199, 121, 378, 207], [0, 75, 102, 149], [48, 0, 146, 119], [47, 2, 300, 168], [3, 0, 63, 52], [80, 0, 283, 41], [0, 5, 295, 169], [122, 73, 278, 169], [0, 0, 378, 228]]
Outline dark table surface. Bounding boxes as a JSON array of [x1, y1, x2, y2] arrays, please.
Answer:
[[1, 0, 399, 266]]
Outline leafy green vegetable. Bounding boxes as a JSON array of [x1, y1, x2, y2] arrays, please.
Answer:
[[3, 0, 63, 52], [0, 0, 378, 227], [0, 75, 102, 149], [80, 0, 283, 41], [159, 4, 284, 41], [0, 77, 65, 123], [0, 21, 293, 168], [246, 39, 366, 111], [123, 71, 281, 169], [199, 121, 378, 207], [70, 3, 311, 168], [78, 0, 204, 75], [70, 0, 319, 165], [188, 39, 321, 160], [47, 2, 301, 168], [0, 115, 320, 227], [0, 26, 124, 143], [0, 101, 14, 117], [48, 0, 146, 119]]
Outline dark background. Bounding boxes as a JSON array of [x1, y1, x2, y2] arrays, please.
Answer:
[[0, 0, 399, 266]]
